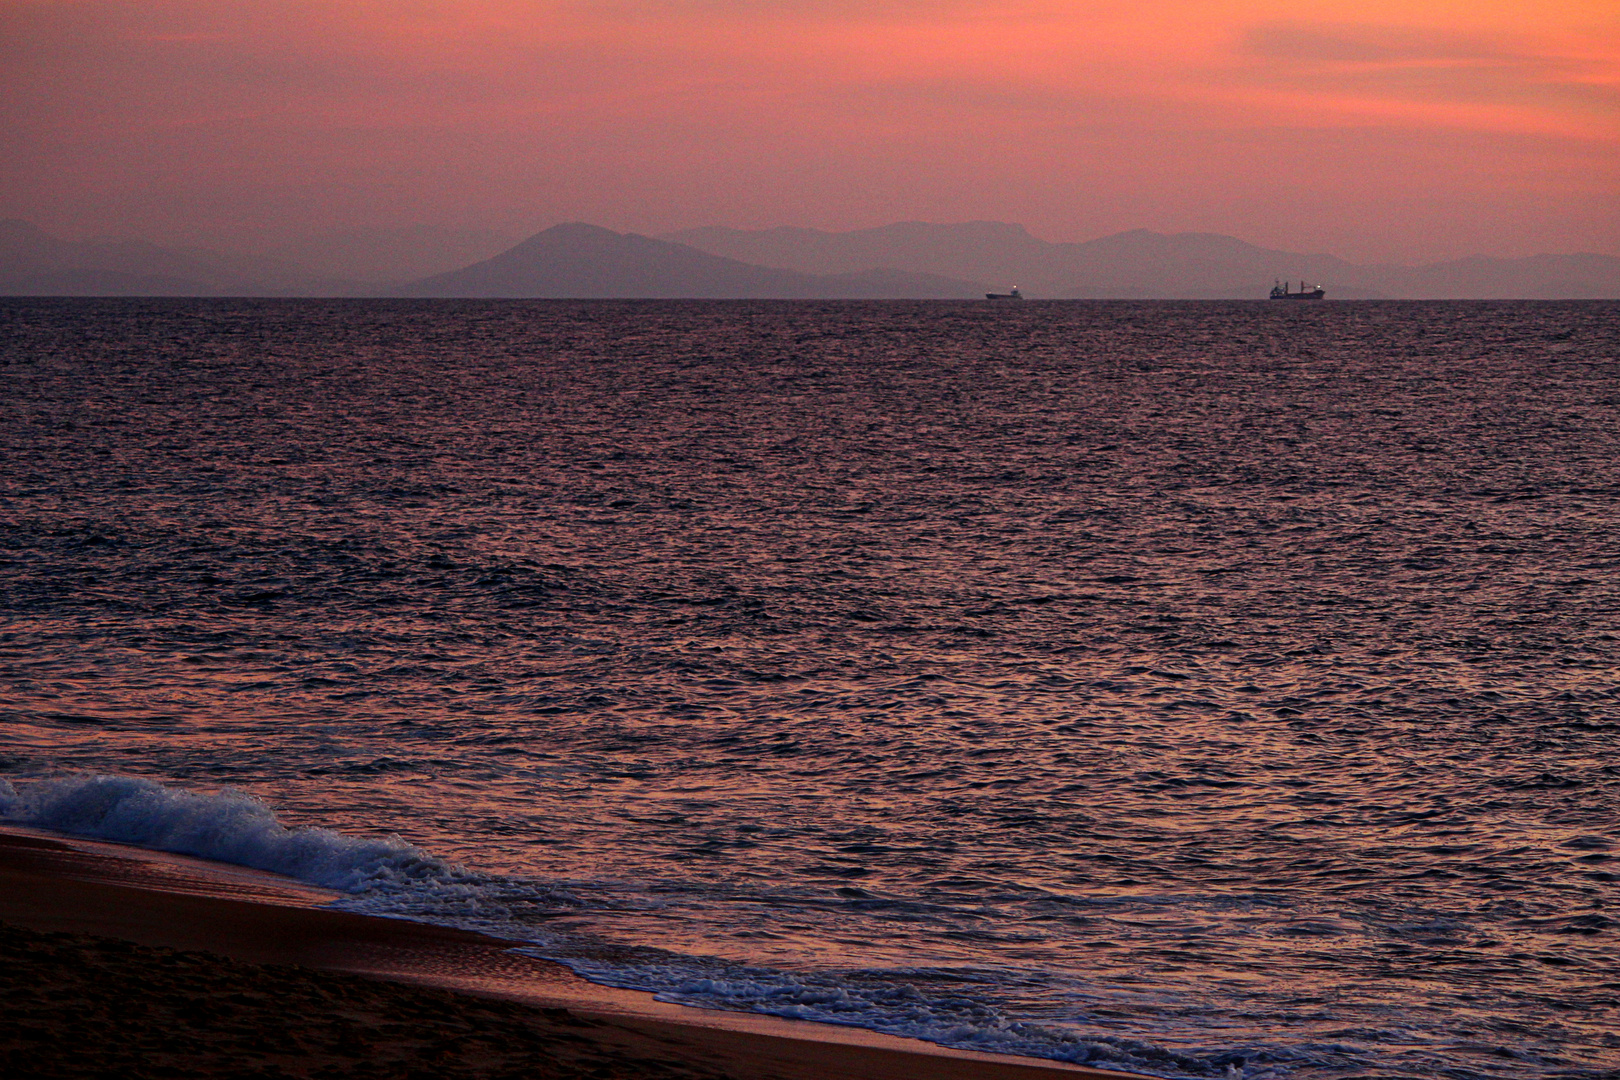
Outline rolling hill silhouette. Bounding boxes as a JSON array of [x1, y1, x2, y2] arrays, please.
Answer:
[[667, 222, 1620, 299], [395, 223, 987, 298], [0, 219, 351, 296], [4, 217, 1617, 299]]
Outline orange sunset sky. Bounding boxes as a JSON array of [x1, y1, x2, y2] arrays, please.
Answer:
[[2, 0, 1617, 263]]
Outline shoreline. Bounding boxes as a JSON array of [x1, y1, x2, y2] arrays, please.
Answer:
[[0, 825, 1142, 1080]]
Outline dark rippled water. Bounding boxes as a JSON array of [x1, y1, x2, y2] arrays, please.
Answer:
[[2, 297, 1618, 1079]]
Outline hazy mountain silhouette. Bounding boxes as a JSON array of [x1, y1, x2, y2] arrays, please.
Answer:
[[667, 222, 1620, 299], [0, 219, 356, 296], [395, 223, 988, 298], [4, 217, 1616, 299]]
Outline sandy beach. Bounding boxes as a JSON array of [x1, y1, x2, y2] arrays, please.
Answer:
[[0, 826, 1137, 1080]]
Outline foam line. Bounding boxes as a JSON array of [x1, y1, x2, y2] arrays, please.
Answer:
[[0, 774, 452, 892]]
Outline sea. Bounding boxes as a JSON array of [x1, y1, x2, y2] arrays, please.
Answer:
[[1, 297, 1617, 1079]]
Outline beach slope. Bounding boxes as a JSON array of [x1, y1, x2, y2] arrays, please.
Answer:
[[0, 827, 1136, 1080]]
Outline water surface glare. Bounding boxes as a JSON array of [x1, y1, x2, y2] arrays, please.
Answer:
[[2, 298, 1618, 1078]]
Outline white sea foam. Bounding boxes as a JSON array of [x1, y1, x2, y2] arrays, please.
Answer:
[[0, 773, 456, 892], [0, 773, 584, 934]]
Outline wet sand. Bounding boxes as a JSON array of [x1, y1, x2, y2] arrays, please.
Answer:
[[0, 827, 1136, 1079]]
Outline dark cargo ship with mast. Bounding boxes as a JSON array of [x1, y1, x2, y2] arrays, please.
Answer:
[[1270, 279, 1326, 299]]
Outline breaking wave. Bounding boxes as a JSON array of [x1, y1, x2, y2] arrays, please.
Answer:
[[0, 772, 1272, 1077], [0, 773, 462, 893]]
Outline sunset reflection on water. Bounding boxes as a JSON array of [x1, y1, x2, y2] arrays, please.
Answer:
[[2, 297, 1617, 1077]]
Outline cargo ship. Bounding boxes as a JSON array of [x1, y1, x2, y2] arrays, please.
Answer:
[[986, 286, 1024, 300], [1270, 280, 1325, 300]]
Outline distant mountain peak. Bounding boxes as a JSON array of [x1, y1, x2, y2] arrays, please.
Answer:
[[395, 223, 989, 299], [532, 221, 622, 239]]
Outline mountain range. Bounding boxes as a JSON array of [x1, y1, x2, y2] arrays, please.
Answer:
[[3, 218, 1618, 299], [395, 223, 983, 298], [666, 221, 1620, 300], [0, 219, 355, 297]]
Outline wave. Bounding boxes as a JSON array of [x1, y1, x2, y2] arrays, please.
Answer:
[[0, 773, 464, 893], [0, 774, 1268, 1077]]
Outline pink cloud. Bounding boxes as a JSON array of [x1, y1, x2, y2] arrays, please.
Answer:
[[2, 1, 1614, 261]]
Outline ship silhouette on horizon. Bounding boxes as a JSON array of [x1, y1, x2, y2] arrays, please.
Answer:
[[1270, 279, 1326, 299]]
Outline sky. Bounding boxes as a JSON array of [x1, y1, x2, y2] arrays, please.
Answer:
[[2, 0, 1617, 266]]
